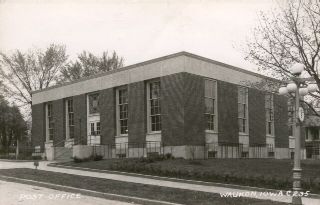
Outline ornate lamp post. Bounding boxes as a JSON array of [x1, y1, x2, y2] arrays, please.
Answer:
[[278, 63, 318, 205]]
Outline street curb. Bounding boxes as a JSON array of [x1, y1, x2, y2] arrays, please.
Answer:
[[48, 162, 320, 199], [0, 159, 43, 162], [0, 175, 182, 205]]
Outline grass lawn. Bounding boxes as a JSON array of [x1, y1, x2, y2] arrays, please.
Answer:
[[0, 168, 287, 205], [59, 158, 320, 194]]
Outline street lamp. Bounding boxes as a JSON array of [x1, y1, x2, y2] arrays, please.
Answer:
[[278, 63, 318, 205]]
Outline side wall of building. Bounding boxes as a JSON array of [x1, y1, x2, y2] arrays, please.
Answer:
[[31, 103, 46, 149], [217, 81, 239, 143], [128, 81, 146, 143], [52, 99, 65, 146], [161, 73, 185, 146], [73, 94, 87, 145], [274, 95, 289, 148], [183, 73, 206, 145], [248, 88, 266, 146], [100, 88, 116, 145]]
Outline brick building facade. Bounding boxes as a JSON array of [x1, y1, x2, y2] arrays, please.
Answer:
[[31, 52, 292, 160]]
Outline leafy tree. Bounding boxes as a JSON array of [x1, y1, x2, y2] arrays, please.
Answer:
[[61, 51, 124, 82], [0, 95, 27, 150], [0, 44, 68, 107], [244, 0, 320, 98]]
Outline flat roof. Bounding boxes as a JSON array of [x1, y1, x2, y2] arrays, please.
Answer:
[[32, 51, 279, 95]]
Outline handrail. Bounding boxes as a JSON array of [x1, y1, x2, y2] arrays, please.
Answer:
[[51, 139, 66, 147]]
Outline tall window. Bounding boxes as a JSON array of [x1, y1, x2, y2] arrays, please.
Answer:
[[238, 87, 248, 133], [265, 94, 274, 135], [204, 79, 217, 131], [47, 103, 54, 140], [149, 81, 161, 132], [117, 88, 128, 135], [66, 99, 74, 139]]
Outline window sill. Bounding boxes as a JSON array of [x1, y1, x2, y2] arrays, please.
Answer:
[[147, 131, 161, 135], [205, 130, 218, 134], [115, 135, 128, 138], [239, 132, 249, 136], [45, 140, 53, 143], [266, 135, 275, 138], [88, 113, 100, 117]]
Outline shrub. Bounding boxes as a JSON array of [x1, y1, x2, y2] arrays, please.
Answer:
[[32, 156, 42, 160], [164, 153, 174, 160], [73, 156, 91, 163], [93, 155, 103, 161], [188, 160, 203, 166]]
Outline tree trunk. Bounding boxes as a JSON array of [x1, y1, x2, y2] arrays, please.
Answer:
[[15, 138, 19, 160]]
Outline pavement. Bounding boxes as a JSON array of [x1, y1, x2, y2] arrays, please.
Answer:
[[1, 160, 320, 205]]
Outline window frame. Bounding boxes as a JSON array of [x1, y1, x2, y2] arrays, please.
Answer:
[[46, 102, 54, 142], [116, 86, 129, 136], [238, 86, 249, 134], [147, 80, 161, 133], [65, 98, 75, 139], [265, 93, 274, 136], [204, 79, 218, 132]]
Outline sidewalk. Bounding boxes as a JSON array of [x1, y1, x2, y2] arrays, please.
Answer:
[[1, 160, 320, 205]]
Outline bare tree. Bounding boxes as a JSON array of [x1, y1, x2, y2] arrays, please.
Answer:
[[244, 0, 320, 98], [0, 44, 68, 108], [61, 51, 124, 82]]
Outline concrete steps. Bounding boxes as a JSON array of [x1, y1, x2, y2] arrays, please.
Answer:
[[54, 147, 73, 161]]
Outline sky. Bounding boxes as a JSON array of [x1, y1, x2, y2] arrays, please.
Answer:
[[0, 0, 280, 73]]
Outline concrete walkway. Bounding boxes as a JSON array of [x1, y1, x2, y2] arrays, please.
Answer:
[[1, 160, 320, 205]]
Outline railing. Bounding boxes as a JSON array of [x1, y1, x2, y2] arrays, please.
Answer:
[[0, 146, 43, 160], [205, 142, 269, 159], [91, 141, 165, 159], [87, 142, 271, 159], [305, 142, 320, 159]]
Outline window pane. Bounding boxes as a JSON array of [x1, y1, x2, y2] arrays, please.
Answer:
[[205, 98, 214, 113], [243, 119, 246, 132], [89, 94, 100, 114], [268, 122, 272, 135], [150, 82, 160, 99], [69, 126, 74, 139], [205, 80, 213, 98], [238, 104, 244, 117], [91, 123, 95, 135], [238, 119, 243, 132]]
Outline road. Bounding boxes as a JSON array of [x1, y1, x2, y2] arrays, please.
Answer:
[[0, 180, 136, 205], [1, 160, 320, 205]]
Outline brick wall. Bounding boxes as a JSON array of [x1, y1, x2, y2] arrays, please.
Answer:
[[274, 95, 289, 148], [128, 82, 146, 143], [161, 73, 185, 146], [52, 99, 65, 146], [73, 94, 87, 145], [217, 81, 238, 143], [183, 73, 205, 145], [248, 88, 266, 145], [31, 103, 46, 149], [100, 88, 116, 145]]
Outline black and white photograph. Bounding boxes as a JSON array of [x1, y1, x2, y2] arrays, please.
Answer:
[[0, 0, 320, 204]]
